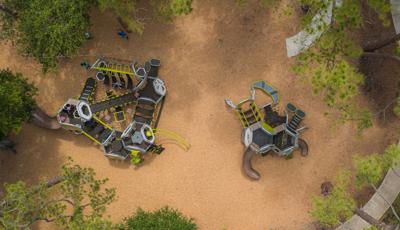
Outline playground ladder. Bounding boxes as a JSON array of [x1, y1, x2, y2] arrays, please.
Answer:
[[149, 144, 165, 154], [94, 62, 135, 75], [287, 110, 305, 133], [237, 103, 263, 128]]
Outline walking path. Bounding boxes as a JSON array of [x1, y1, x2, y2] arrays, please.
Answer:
[[285, 0, 342, 57], [336, 167, 400, 229], [391, 0, 400, 34]]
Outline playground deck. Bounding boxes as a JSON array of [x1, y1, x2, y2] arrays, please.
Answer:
[[57, 57, 181, 162]]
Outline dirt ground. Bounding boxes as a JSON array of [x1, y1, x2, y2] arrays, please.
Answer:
[[0, 1, 399, 229]]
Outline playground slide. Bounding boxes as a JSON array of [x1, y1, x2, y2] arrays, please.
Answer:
[[242, 148, 261, 180], [31, 107, 61, 130], [0, 139, 17, 154], [298, 138, 308, 156]]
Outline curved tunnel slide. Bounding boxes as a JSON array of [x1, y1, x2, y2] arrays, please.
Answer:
[[242, 148, 261, 180], [30, 107, 61, 130]]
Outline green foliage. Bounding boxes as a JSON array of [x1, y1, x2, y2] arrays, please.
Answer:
[[97, 0, 144, 34], [125, 206, 198, 230], [336, 105, 372, 134], [382, 144, 400, 170], [150, 0, 193, 22], [393, 96, 400, 117], [310, 171, 356, 228], [353, 154, 384, 188], [0, 181, 55, 229], [170, 0, 193, 16], [311, 144, 400, 227], [382, 193, 400, 225], [236, 0, 279, 8], [308, 60, 364, 107], [0, 69, 36, 140], [292, 0, 393, 132], [364, 226, 379, 230], [353, 145, 400, 189], [98, 0, 192, 34], [366, 0, 392, 27], [0, 158, 117, 229], [0, 0, 92, 72]]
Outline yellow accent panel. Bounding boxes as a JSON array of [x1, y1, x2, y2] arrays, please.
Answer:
[[93, 66, 134, 75], [262, 122, 274, 134], [235, 110, 246, 128], [93, 116, 113, 130], [153, 129, 190, 151], [82, 131, 101, 145]]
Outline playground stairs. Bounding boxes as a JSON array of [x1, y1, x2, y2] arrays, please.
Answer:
[[237, 103, 263, 128], [82, 118, 113, 144], [287, 110, 305, 133], [149, 144, 165, 154], [133, 102, 156, 125], [79, 78, 96, 102]]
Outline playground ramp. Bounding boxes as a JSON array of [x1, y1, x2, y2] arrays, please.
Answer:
[[392, 0, 400, 34], [90, 92, 137, 114], [336, 141, 400, 230], [336, 166, 400, 230], [285, 0, 342, 57], [139, 78, 163, 103]]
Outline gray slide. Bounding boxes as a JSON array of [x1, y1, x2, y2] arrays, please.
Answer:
[[31, 107, 61, 130], [242, 148, 261, 180]]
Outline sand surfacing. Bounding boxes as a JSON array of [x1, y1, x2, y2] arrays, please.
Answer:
[[0, 1, 399, 229]]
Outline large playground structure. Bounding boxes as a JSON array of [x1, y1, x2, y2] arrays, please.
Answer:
[[56, 57, 189, 164], [225, 81, 309, 180]]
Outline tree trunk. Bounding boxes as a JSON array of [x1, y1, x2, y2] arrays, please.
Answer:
[[0, 4, 17, 18], [46, 176, 63, 188], [117, 17, 133, 33], [0, 138, 17, 154], [363, 33, 400, 52], [363, 52, 400, 63], [354, 208, 395, 230], [371, 184, 400, 223]]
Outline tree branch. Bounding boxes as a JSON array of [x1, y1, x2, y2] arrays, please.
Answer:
[[46, 176, 63, 188], [0, 3, 17, 18], [372, 184, 400, 223], [363, 33, 400, 52], [20, 217, 55, 228], [363, 52, 400, 63], [354, 207, 393, 229]]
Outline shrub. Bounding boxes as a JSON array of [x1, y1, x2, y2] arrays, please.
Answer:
[[125, 206, 197, 230]]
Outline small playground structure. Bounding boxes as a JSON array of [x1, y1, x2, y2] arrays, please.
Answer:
[[56, 57, 189, 164], [225, 80, 308, 180]]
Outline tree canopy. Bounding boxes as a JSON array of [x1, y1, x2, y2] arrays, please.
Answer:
[[0, 0, 193, 70], [0, 158, 117, 229], [97, 0, 193, 34], [292, 0, 392, 132], [0, 158, 200, 229], [0, 0, 92, 72], [0, 69, 36, 140], [311, 144, 400, 228], [124, 206, 198, 230], [310, 171, 356, 228]]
